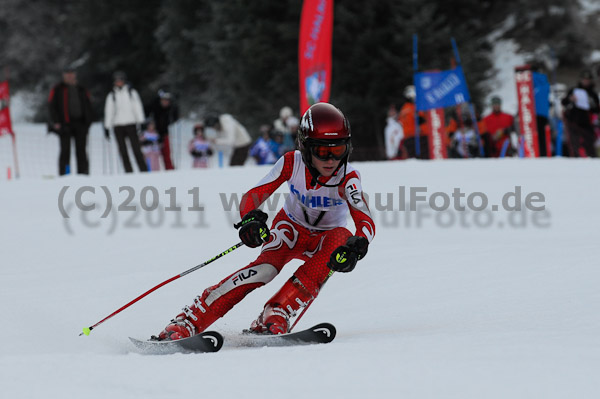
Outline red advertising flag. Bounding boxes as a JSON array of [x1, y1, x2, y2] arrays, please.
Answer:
[[298, 0, 333, 115], [515, 66, 539, 158], [427, 108, 447, 159], [0, 81, 14, 137]]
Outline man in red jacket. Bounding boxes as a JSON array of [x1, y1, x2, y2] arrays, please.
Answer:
[[48, 67, 94, 175], [483, 96, 515, 157]]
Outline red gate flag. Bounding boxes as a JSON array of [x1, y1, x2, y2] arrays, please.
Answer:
[[0, 81, 14, 137], [427, 108, 447, 159], [515, 66, 539, 158], [298, 0, 333, 114]]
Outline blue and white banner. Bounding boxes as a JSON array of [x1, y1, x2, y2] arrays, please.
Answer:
[[414, 66, 471, 111]]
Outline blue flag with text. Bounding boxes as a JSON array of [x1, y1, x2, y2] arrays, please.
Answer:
[[414, 66, 471, 111]]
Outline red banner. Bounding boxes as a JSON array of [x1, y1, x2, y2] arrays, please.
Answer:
[[0, 81, 14, 137], [427, 108, 447, 159], [515, 67, 539, 157], [298, 0, 333, 114]]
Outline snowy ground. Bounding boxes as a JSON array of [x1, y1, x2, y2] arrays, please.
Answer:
[[1, 123, 599, 398]]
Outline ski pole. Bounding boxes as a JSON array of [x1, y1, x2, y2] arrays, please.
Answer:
[[80, 241, 244, 336]]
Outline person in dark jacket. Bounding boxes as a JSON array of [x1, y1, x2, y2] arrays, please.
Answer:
[[561, 70, 599, 158], [147, 90, 179, 169], [48, 67, 94, 175]]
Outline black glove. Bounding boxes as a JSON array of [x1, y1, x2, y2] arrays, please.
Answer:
[[234, 209, 270, 248], [104, 128, 110, 140], [327, 236, 369, 273], [47, 123, 58, 135]]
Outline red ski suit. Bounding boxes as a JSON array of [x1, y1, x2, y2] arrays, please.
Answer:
[[184, 151, 376, 332]]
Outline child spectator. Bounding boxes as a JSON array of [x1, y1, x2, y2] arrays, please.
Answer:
[[139, 121, 162, 171], [189, 123, 213, 168], [249, 127, 278, 165], [449, 119, 479, 158]]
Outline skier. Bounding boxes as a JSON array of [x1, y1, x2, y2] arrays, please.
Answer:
[[155, 102, 375, 340]]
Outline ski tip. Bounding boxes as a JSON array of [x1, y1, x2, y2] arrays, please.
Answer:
[[199, 331, 224, 352], [311, 323, 336, 342]]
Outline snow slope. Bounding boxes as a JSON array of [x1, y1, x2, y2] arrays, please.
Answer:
[[1, 141, 599, 398]]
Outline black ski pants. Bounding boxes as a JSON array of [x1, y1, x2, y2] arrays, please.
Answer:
[[113, 124, 148, 172], [58, 121, 89, 175]]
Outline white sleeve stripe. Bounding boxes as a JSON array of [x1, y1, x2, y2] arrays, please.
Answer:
[[361, 222, 375, 243], [253, 156, 285, 188]]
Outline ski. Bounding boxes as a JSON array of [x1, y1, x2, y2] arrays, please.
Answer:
[[129, 331, 223, 354], [229, 322, 336, 348]]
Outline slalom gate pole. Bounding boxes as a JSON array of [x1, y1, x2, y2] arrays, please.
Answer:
[[80, 242, 245, 336], [11, 134, 20, 179], [102, 133, 107, 175], [289, 269, 335, 332], [107, 130, 115, 175], [412, 34, 421, 157]]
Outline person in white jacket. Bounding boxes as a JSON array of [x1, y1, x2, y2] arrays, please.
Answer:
[[204, 114, 252, 166], [104, 71, 148, 172], [384, 104, 404, 159]]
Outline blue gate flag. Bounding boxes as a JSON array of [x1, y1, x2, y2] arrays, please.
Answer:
[[414, 66, 471, 111], [532, 72, 550, 118]]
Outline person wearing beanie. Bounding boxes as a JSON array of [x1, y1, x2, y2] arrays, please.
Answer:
[[104, 71, 148, 172], [561, 70, 599, 157]]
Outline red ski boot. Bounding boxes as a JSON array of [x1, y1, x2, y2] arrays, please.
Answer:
[[249, 276, 314, 335], [155, 294, 218, 341]]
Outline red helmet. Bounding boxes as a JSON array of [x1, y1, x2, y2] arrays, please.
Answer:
[[298, 102, 351, 143], [297, 103, 352, 185]]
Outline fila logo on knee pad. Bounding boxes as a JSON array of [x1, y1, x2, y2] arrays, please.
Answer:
[[232, 269, 258, 286], [204, 263, 278, 307]]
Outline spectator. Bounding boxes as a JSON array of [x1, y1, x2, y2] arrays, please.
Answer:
[[104, 71, 148, 172], [147, 89, 179, 169], [139, 120, 162, 171], [270, 130, 285, 158], [260, 123, 285, 158], [249, 126, 278, 165], [475, 108, 492, 158], [561, 70, 599, 158], [398, 85, 429, 159], [48, 66, 94, 175], [550, 83, 570, 156], [384, 104, 404, 160], [447, 104, 489, 157], [189, 123, 213, 169], [204, 114, 252, 166], [449, 118, 479, 158], [483, 96, 516, 157], [273, 106, 298, 152]]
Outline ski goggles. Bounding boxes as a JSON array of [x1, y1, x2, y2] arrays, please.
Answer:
[[310, 143, 349, 161]]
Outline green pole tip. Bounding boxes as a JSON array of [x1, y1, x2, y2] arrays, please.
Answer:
[[82, 327, 91, 336]]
